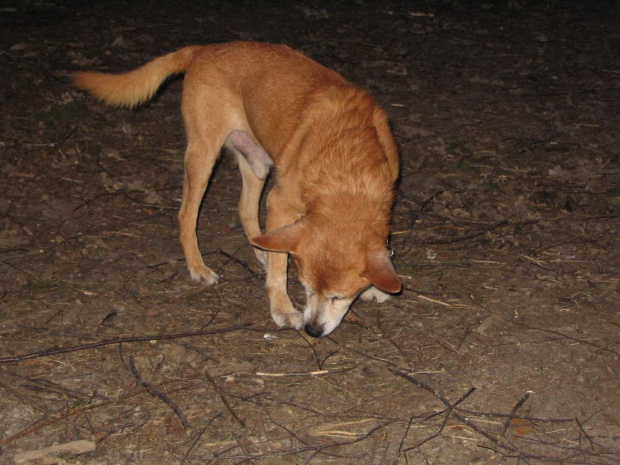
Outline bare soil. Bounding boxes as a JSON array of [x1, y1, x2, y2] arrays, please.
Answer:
[[1, 1, 619, 464]]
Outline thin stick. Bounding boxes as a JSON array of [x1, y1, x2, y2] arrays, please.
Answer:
[[497, 391, 533, 439], [0, 323, 252, 364], [416, 294, 452, 307], [128, 355, 189, 429], [391, 369, 521, 455], [256, 370, 330, 377], [180, 414, 223, 465], [203, 368, 245, 428]]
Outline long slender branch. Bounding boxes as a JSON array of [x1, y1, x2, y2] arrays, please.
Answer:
[[0, 323, 252, 364]]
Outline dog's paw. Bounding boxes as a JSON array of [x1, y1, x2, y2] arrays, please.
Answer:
[[268, 290, 303, 329], [360, 286, 391, 304], [188, 265, 219, 286], [270, 299, 304, 330], [271, 309, 304, 330]]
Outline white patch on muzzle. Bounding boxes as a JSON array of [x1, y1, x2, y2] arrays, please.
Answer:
[[302, 288, 354, 337]]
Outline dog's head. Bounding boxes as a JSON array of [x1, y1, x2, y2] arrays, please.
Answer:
[[252, 210, 400, 337]]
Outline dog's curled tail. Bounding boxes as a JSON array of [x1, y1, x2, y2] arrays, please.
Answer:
[[72, 46, 200, 108]]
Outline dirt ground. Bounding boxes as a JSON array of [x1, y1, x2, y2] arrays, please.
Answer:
[[1, 0, 619, 464]]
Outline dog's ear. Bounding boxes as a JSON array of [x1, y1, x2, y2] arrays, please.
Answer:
[[251, 222, 305, 253], [362, 248, 401, 294]]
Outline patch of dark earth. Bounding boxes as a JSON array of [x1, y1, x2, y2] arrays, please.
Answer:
[[0, 1, 618, 464]]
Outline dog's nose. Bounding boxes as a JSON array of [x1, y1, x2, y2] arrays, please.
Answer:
[[304, 323, 323, 338]]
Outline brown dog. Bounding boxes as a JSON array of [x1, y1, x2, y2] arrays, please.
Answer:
[[73, 42, 400, 337]]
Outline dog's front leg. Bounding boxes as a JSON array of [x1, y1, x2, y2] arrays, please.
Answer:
[[265, 251, 303, 329], [262, 191, 304, 330]]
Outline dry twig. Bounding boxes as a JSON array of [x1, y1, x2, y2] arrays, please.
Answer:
[[128, 355, 189, 429], [0, 323, 252, 364]]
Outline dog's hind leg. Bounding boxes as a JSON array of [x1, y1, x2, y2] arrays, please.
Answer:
[[235, 155, 268, 266], [226, 130, 272, 267], [178, 137, 221, 285]]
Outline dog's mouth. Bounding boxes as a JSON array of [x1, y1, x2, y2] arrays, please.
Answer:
[[302, 294, 355, 337]]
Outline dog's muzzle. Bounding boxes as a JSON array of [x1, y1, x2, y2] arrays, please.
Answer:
[[304, 323, 324, 338]]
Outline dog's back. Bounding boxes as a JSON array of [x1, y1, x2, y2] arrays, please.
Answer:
[[182, 42, 354, 159]]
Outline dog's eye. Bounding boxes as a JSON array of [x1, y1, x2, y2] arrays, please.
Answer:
[[329, 296, 343, 303]]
